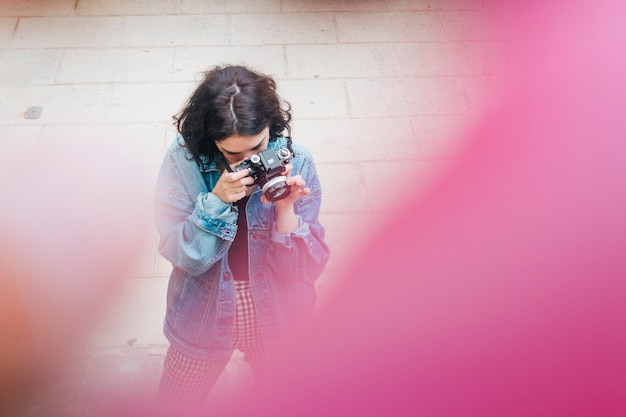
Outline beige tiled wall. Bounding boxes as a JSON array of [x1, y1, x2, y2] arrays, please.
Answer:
[[0, 0, 509, 347]]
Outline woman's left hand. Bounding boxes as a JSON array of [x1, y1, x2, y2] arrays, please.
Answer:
[[260, 163, 310, 207], [261, 164, 310, 234]]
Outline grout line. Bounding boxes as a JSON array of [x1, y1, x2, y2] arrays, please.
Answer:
[[434, 10, 448, 42], [168, 47, 177, 83], [151, 233, 160, 277], [343, 78, 353, 118], [390, 43, 403, 78], [283, 45, 289, 79], [457, 77, 473, 114], [117, 15, 126, 47], [332, 12, 339, 44], [409, 115, 423, 160], [53, 49, 64, 84], [103, 82, 114, 124], [8, 17, 19, 49], [227, 14, 231, 45], [357, 162, 370, 212]]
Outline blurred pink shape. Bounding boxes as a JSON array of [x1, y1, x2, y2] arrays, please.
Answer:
[[0, 140, 150, 403], [221, 1, 626, 416]]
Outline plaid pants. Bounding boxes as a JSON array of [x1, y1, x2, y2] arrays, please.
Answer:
[[157, 281, 265, 403]]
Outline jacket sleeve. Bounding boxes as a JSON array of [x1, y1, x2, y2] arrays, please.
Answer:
[[266, 148, 331, 285], [154, 144, 236, 276]]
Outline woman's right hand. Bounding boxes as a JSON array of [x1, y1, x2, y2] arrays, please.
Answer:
[[212, 169, 255, 203]]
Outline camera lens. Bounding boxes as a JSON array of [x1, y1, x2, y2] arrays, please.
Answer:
[[262, 176, 291, 201]]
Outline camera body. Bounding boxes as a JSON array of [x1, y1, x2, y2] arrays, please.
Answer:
[[234, 146, 294, 202]]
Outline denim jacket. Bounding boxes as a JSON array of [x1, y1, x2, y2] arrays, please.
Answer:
[[155, 136, 330, 360]]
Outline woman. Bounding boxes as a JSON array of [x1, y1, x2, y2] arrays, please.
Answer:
[[154, 65, 330, 403]]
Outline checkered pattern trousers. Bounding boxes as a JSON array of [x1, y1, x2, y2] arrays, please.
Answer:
[[157, 281, 265, 403]]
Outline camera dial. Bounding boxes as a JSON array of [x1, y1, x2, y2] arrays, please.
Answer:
[[276, 148, 291, 160]]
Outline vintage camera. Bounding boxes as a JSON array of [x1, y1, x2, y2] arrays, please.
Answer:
[[233, 145, 294, 202]]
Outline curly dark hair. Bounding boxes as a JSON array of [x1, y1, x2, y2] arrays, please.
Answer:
[[174, 65, 292, 162]]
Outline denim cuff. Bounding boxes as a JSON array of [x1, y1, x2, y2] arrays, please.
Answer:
[[198, 192, 233, 217], [192, 192, 237, 240], [270, 215, 311, 248]]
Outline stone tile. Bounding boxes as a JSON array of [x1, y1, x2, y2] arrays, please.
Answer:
[[76, 0, 178, 16], [81, 349, 164, 398], [383, 0, 498, 11], [438, 10, 504, 41], [395, 42, 509, 77], [88, 277, 169, 347], [360, 159, 450, 211], [335, 12, 443, 43], [347, 78, 468, 118], [40, 123, 169, 169], [0, 49, 60, 84], [171, 46, 285, 82], [313, 268, 339, 297], [461, 74, 511, 115], [292, 118, 418, 163], [279, 79, 350, 119], [320, 212, 388, 269], [122, 15, 228, 47], [0, 0, 75, 17], [381, 0, 434, 10], [316, 162, 366, 213], [164, 124, 179, 145], [57, 48, 175, 83], [33, 129, 159, 246], [431, 0, 500, 9], [12, 17, 123, 48], [128, 232, 159, 278], [282, 0, 383, 12], [230, 13, 336, 45], [0, 84, 109, 125], [118, 233, 159, 280], [108, 82, 195, 123], [0, 125, 41, 141], [0, 126, 41, 157], [286, 44, 398, 79], [412, 114, 476, 159], [0, 18, 16, 47], [181, 0, 280, 13], [0, 0, 524, 346], [155, 253, 173, 277]]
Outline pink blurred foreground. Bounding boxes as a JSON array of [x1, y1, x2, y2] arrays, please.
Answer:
[[3, 0, 626, 415], [222, 1, 626, 416], [0, 140, 149, 410]]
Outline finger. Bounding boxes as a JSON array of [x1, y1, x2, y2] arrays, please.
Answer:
[[286, 175, 306, 187], [226, 189, 247, 203], [291, 187, 310, 198], [235, 189, 247, 200], [224, 169, 252, 182], [283, 163, 293, 176], [240, 175, 256, 187]]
